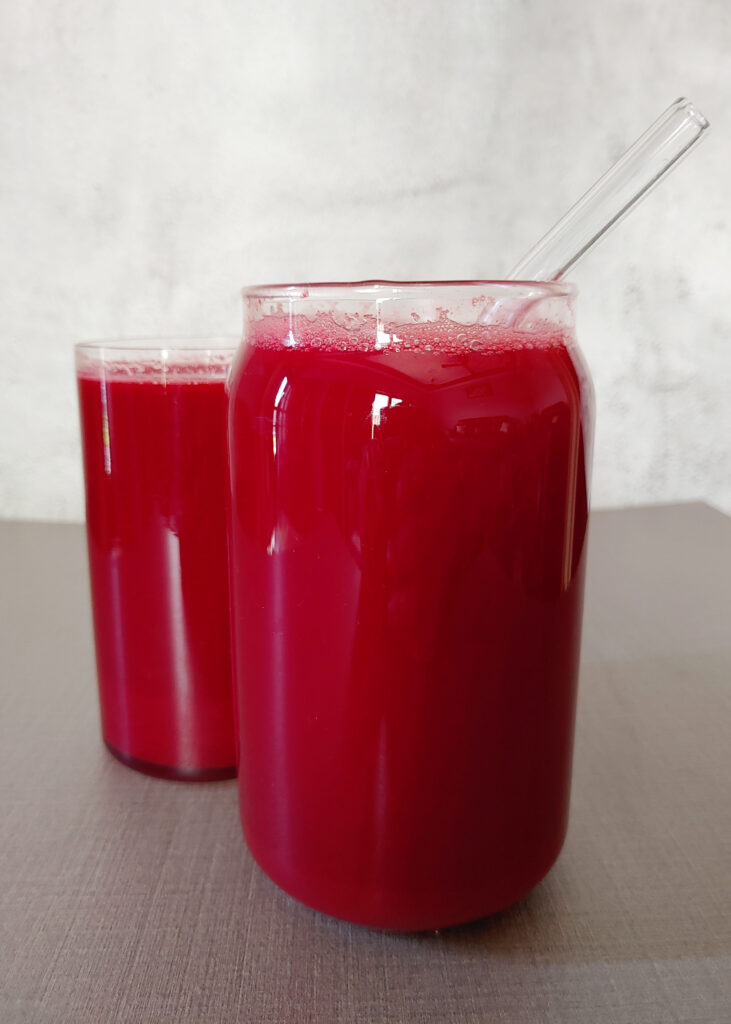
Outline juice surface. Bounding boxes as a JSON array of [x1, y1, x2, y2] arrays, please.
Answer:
[[228, 313, 592, 928], [78, 362, 235, 778]]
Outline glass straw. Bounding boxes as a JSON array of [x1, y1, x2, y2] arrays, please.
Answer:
[[508, 98, 709, 283]]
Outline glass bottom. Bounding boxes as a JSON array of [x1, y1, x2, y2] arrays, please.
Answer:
[[104, 740, 236, 782]]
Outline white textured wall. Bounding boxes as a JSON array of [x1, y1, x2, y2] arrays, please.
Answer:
[[1, 0, 729, 520]]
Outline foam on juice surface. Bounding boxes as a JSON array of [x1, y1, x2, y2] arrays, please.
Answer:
[[77, 352, 233, 383], [247, 312, 571, 355]]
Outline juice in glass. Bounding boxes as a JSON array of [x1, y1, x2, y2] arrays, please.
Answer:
[[227, 283, 593, 928], [77, 341, 237, 780]]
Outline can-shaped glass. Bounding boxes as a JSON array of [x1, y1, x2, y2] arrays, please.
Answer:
[[227, 282, 593, 928], [76, 339, 237, 780]]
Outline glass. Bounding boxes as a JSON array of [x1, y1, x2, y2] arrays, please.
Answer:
[[227, 282, 594, 928], [76, 339, 238, 780]]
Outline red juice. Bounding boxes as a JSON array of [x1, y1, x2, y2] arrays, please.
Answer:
[[228, 291, 592, 929], [77, 349, 236, 780]]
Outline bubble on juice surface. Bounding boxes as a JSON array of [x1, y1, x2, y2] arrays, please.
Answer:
[[77, 351, 234, 383], [247, 311, 569, 356]]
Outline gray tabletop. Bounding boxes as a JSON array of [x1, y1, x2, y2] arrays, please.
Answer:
[[1, 504, 730, 1023]]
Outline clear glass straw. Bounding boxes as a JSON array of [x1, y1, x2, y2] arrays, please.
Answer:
[[508, 98, 710, 282]]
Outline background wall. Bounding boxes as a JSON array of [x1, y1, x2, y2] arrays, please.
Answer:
[[1, 0, 729, 521]]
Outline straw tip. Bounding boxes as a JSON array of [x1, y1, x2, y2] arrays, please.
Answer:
[[673, 97, 710, 131]]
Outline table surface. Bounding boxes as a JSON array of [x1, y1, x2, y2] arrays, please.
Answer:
[[1, 504, 730, 1024]]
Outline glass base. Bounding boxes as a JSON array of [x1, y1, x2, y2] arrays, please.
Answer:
[[104, 740, 236, 782]]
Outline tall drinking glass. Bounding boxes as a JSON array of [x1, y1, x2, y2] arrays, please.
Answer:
[[227, 282, 594, 929], [76, 339, 237, 780]]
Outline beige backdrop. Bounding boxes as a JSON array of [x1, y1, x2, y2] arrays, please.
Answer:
[[1, 0, 729, 520]]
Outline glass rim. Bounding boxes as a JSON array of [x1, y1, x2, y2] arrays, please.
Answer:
[[74, 335, 240, 355], [242, 279, 577, 300]]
